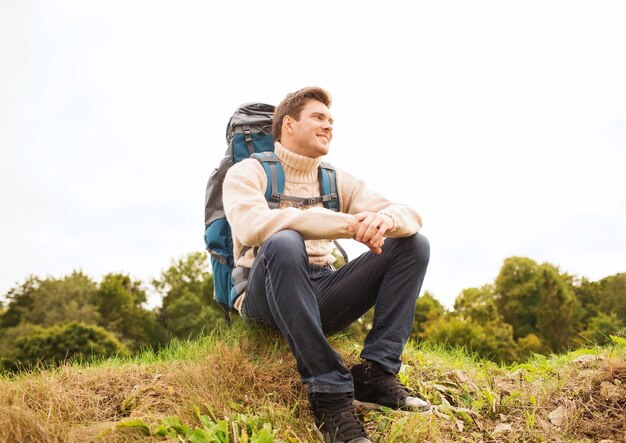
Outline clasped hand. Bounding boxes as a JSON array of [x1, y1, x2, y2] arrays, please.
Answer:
[[348, 212, 393, 255]]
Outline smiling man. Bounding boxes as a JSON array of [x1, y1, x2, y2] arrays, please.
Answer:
[[222, 87, 430, 443]]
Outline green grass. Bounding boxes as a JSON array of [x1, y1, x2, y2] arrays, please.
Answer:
[[1, 323, 625, 442]]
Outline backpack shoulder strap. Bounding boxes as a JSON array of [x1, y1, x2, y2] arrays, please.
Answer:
[[250, 151, 285, 208], [318, 162, 340, 211], [318, 162, 348, 262], [250, 154, 340, 213]]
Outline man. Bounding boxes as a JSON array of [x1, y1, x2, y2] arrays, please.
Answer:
[[222, 87, 430, 443]]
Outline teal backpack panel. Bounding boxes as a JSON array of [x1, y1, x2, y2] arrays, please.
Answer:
[[204, 219, 235, 308], [232, 133, 275, 163]]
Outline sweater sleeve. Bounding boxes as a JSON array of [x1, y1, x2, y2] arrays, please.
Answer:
[[223, 159, 355, 247], [337, 168, 422, 237]]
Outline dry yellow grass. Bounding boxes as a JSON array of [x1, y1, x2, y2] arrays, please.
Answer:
[[0, 326, 316, 442], [0, 325, 625, 442]]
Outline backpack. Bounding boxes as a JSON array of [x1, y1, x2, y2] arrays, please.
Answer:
[[204, 103, 345, 319]]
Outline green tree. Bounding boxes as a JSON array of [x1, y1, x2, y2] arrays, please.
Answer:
[[598, 273, 626, 324], [1, 276, 42, 328], [573, 273, 626, 335], [580, 311, 624, 346], [95, 273, 165, 351], [517, 333, 544, 358], [0, 272, 100, 329], [571, 277, 602, 330], [411, 291, 445, 341], [159, 290, 219, 338], [96, 273, 146, 321], [534, 264, 580, 351], [454, 284, 498, 323], [494, 257, 541, 339], [494, 257, 580, 352], [423, 313, 518, 363], [154, 252, 222, 339]]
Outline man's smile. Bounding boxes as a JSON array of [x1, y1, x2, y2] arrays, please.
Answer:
[[317, 134, 330, 142]]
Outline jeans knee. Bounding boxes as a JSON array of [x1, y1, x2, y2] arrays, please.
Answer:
[[403, 233, 430, 265], [262, 230, 307, 262], [265, 229, 304, 248]]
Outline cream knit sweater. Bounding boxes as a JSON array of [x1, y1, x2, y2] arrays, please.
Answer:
[[222, 142, 423, 310]]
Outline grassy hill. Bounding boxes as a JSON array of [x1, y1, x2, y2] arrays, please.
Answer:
[[1, 323, 625, 442]]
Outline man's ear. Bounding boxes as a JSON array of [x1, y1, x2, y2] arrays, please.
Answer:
[[283, 115, 294, 135]]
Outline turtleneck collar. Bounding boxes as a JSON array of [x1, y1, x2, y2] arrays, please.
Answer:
[[275, 142, 321, 173]]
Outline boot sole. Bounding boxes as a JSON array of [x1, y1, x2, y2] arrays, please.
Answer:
[[314, 424, 372, 443], [353, 399, 431, 413]]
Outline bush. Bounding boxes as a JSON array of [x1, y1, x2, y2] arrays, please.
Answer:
[[424, 314, 518, 363], [517, 333, 544, 359], [580, 312, 625, 346], [10, 322, 128, 369]]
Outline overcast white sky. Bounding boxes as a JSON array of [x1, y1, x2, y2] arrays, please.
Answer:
[[1, 1, 625, 309]]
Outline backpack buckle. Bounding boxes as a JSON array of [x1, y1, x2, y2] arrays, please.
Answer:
[[243, 125, 252, 143], [296, 197, 322, 207]]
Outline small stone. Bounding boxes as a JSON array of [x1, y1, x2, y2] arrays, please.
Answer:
[[452, 369, 468, 383], [598, 440, 614, 443], [600, 381, 621, 399], [573, 354, 601, 366], [548, 406, 566, 427], [614, 378, 622, 386], [493, 423, 512, 434], [433, 383, 449, 393]]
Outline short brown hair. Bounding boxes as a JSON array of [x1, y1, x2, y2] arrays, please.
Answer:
[[273, 87, 332, 141]]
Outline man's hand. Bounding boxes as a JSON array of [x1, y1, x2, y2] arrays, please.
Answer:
[[349, 212, 394, 255]]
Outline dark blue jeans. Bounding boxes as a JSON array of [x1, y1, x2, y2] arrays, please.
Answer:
[[241, 230, 430, 393]]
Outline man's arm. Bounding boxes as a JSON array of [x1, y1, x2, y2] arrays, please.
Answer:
[[339, 168, 423, 249], [223, 159, 355, 247]]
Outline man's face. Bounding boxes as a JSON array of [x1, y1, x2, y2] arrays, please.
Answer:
[[284, 99, 333, 158]]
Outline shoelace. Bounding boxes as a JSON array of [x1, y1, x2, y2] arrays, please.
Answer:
[[318, 397, 366, 439], [367, 363, 411, 401]]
